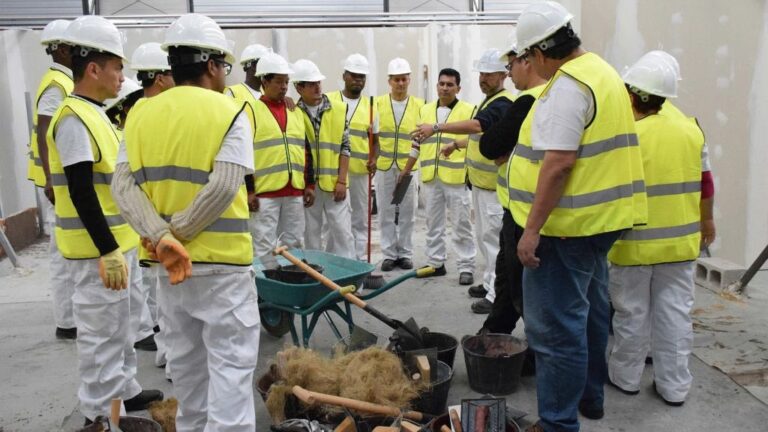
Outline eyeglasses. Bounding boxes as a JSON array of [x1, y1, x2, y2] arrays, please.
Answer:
[[213, 59, 232, 76]]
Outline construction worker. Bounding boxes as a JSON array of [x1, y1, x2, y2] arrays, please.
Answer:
[[400, 68, 476, 280], [225, 43, 272, 101], [420, 48, 514, 309], [327, 54, 378, 261], [112, 13, 260, 430], [377, 58, 424, 271], [293, 59, 355, 258], [28, 19, 76, 340], [607, 51, 715, 407], [508, 3, 646, 431], [45, 15, 162, 423], [132, 41, 175, 97], [249, 52, 314, 267]]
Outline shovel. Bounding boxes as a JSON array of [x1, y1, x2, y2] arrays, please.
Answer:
[[292, 385, 431, 423], [274, 247, 425, 349]]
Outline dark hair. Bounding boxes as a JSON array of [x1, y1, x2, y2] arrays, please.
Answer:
[[626, 84, 665, 114], [532, 24, 581, 60], [71, 50, 115, 81], [438, 68, 461, 86], [167, 46, 222, 84]]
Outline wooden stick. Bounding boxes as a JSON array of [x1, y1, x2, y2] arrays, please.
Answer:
[[292, 385, 425, 421]]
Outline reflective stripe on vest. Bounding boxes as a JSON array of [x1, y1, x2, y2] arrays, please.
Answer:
[[508, 52, 646, 237], [327, 91, 375, 175], [418, 100, 475, 184], [497, 85, 545, 208], [376, 94, 424, 171], [466, 89, 514, 190], [47, 96, 138, 259], [608, 113, 704, 265], [252, 100, 307, 194], [125, 86, 252, 265], [28, 69, 73, 187], [303, 97, 348, 192]]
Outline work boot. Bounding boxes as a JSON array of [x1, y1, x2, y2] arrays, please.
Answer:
[[418, 264, 446, 277], [467, 284, 486, 298], [578, 400, 604, 420], [55, 327, 77, 340], [381, 259, 397, 272], [134, 334, 157, 351], [459, 272, 474, 285], [471, 298, 493, 314], [124, 389, 164, 412], [396, 257, 413, 270]]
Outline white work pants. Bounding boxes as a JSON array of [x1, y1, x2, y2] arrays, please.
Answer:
[[40, 188, 75, 329], [423, 181, 475, 273], [349, 174, 372, 260], [608, 261, 695, 402], [472, 187, 502, 301], [159, 270, 260, 432], [305, 189, 355, 259], [374, 167, 416, 261], [250, 196, 305, 267], [70, 249, 141, 420]]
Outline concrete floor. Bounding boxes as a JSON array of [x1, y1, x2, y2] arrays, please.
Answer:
[[2, 212, 768, 431]]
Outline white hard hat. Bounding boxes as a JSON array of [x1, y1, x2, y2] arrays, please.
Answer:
[[256, 52, 293, 76], [240, 44, 272, 66], [387, 57, 411, 75], [516, 1, 574, 54], [162, 14, 235, 65], [64, 16, 125, 59], [622, 51, 679, 99], [131, 42, 170, 72], [473, 49, 507, 73], [344, 53, 370, 74], [292, 59, 325, 82], [104, 77, 142, 110], [643, 50, 682, 81], [40, 19, 70, 46]]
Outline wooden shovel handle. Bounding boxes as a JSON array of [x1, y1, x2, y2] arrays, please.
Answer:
[[274, 246, 367, 308], [292, 385, 424, 421]]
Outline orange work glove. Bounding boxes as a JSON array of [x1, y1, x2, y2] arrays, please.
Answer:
[[156, 233, 192, 285], [98, 249, 128, 290]]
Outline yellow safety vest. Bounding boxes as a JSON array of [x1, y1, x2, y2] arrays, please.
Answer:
[[418, 100, 475, 185], [327, 91, 375, 175], [47, 96, 138, 259], [125, 86, 252, 265], [376, 94, 424, 171], [302, 98, 348, 192], [28, 68, 73, 187], [497, 84, 546, 209], [508, 52, 646, 237], [608, 114, 704, 265], [252, 100, 307, 194], [466, 89, 515, 190]]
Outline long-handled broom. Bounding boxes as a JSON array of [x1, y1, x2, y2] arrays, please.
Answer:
[[363, 94, 386, 290]]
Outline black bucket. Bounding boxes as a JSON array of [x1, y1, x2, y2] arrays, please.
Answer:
[[462, 334, 527, 395], [422, 332, 459, 368], [412, 360, 453, 415]]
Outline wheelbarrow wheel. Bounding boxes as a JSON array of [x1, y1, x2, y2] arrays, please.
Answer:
[[260, 306, 293, 338]]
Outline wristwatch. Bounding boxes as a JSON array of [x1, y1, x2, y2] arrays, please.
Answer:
[[432, 123, 440, 133]]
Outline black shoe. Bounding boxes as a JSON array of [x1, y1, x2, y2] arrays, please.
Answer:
[[124, 389, 164, 412], [134, 334, 158, 351], [396, 257, 413, 269], [467, 284, 486, 298], [419, 264, 446, 277], [578, 400, 604, 420], [653, 382, 684, 406], [608, 378, 639, 395], [459, 272, 474, 286], [471, 298, 493, 314], [381, 259, 397, 272], [55, 327, 77, 340]]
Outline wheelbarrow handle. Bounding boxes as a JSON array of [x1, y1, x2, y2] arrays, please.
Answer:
[[291, 385, 427, 422]]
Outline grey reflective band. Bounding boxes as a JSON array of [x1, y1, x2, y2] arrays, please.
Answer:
[[646, 181, 700, 197], [466, 158, 496, 173], [514, 134, 638, 162], [253, 162, 305, 177], [160, 215, 248, 233], [254, 138, 286, 150], [132, 166, 209, 185], [349, 129, 369, 138], [509, 182, 635, 209], [317, 141, 340, 151], [497, 175, 507, 188], [56, 214, 126, 230], [621, 221, 700, 241], [51, 172, 114, 186], [316, 168, 339, 176], [349, 150, 368, 160]]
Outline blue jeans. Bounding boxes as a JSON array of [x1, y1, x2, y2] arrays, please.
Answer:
[[523, 231, 621, 432]]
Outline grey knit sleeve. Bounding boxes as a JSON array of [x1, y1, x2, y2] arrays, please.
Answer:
[[111, 162, 170, 244]]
